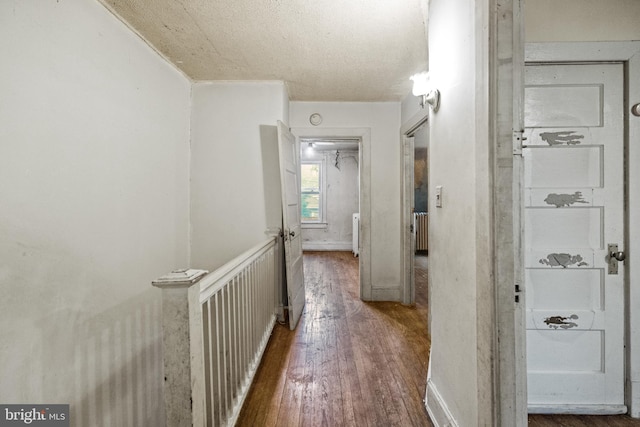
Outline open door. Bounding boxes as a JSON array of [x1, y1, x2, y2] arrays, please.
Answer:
[[277, 121, 305, 330]]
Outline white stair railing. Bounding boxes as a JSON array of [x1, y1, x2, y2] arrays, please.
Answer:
[[153, 237, 279, 427]]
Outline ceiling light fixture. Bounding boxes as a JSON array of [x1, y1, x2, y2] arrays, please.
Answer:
[[410, 72, 440, 112]]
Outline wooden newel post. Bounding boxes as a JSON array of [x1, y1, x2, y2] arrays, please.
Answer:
[[152, 269, 208, 427]]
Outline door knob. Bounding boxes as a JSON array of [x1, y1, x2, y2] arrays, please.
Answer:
[[608, 243, 624, 275], [289, 230, 296, 237], [610, 250, 626, 262]]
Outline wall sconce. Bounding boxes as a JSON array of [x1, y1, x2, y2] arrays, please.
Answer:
[[410, 72, 440, 112]]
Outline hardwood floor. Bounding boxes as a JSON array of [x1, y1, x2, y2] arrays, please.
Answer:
[[528, 414, 640, 426], [236, 251, 640, 426], [236, 251, 433, 426]]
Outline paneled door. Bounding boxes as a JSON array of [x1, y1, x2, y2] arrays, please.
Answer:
[[524, 63, 625, 413], [277, 121, 305, 330]]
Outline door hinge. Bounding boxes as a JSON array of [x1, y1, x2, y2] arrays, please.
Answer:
[[513, 130, 527, 156], [515, 283, 522, 303]]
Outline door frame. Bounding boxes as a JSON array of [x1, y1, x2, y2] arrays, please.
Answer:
[[524, 41, 640, 417], [401, 110, 429, 305], [291, 126, 372, 300]]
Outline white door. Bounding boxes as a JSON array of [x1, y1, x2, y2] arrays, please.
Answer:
[[524, 63, 625, 413], [277, 121, 305, 330]]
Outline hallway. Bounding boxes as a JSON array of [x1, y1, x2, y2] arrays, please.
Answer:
[[235, 251, 640, 426], [237, 251, 433, 426]]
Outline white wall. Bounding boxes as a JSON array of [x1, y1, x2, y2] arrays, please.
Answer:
[[301, 149, 359, 251], [401, 92, 425, 127], [424, 0, 491, 425], [290, 102, 402, 299], [190, 82, 289, 271], [525, 0, 640, 42], [0, 1, 191, 425], [421, 3, 640, 425]]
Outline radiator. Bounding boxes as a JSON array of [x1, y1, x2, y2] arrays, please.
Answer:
[[415, 212, 428, 251], [190, 238, 278, 427], [352, 213, 360, 256]]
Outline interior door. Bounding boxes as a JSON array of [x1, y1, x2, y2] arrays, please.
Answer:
[[524, 63, 625, 413], [277, 121, 305, 330]]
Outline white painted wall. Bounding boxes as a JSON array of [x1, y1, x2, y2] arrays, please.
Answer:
[[290, 102, 402, 298], [190, 82, 289, 271], [300, 149, 359, 251], [525, 0, 640, 42], [421, 3, 640, 425], [401, 92, 425, 126], [0, 1, 191, 425], [423, 0, 494, 425]]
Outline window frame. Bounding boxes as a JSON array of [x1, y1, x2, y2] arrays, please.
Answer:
[[300, 159, 327, 226]]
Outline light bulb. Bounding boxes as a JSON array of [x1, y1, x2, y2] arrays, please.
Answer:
[[410, 72, 430, 96]]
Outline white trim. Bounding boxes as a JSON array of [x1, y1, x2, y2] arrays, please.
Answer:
[[301, 159, 326, 223], [301, 222, 328, 229], [632, 381, 640, 418], [292, 127, 372, 300], [302, 241, 352, 251], [400, 106, 429, 305], [401, 135, 415, 305], [524, 41, 640, 418], [400, 122, 428, 306], [371, 288, 401, 301], [401, 106, 429, 136], [425, 379, 459, 427], [528, 405, 627, 415], [526, 41, 640, 62], [488, 0, 527, 425]]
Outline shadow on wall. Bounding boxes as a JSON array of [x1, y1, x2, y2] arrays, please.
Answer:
[[259, 124, 283, 235], [72, 291, 163, 426], [31, 291, 163, 426], [259, 124, 287, 310]]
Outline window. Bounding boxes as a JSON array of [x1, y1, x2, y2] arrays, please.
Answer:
[[301, 161, 323, 223]]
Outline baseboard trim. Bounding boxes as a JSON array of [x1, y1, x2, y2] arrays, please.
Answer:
[[631, 380, 640, 417], [370, 288, 401, 301], [425, 379, 459, 427], [528, 404, 627, 415], [302, 241, 352, 251]]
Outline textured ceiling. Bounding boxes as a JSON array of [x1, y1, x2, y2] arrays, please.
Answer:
[[100, 0, 428, 101]]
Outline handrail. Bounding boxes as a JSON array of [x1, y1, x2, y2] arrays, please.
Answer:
[[198, 237, 276, 303]]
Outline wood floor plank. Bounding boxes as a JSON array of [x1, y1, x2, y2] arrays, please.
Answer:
[[236, 251, 640, 426], [333, 258, 368, 427], [236, 251, 433, 426], [528, 414, 640, 426], [259, 327, 293, 426]]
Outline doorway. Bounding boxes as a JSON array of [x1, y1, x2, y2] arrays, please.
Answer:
[[402, 112, 430, 307], [299, 138, 360, 256], [522, 42, 640, 417], [292, 127, 372, 300]]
